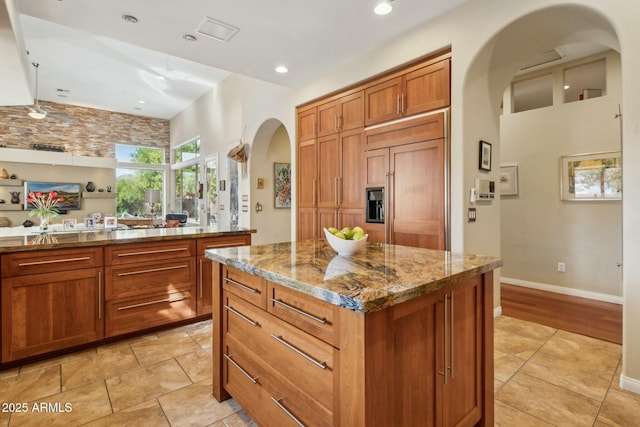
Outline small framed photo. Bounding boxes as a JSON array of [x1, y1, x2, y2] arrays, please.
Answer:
[[479, 140, 492, 171], [83, 217, 96, 230], [62, 218, 77, 231], [104, 216, 118, 229]]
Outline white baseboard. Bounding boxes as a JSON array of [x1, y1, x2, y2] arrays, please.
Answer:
[[620, 375, 640, 395], [494, 306, 502, 318], [501, 277, 623, 305]]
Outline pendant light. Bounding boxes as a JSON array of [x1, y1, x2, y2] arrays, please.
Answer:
[[28, 63, 47, 119]]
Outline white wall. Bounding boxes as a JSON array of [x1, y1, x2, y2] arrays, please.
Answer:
[[500, 50, 622, 300], [170, 0, 640, 392]]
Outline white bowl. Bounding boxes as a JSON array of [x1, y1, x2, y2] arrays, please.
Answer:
[[323, 228, 368, 256]]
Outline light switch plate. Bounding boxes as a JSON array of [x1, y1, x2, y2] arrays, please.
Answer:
[[468, 207, 477, 222]]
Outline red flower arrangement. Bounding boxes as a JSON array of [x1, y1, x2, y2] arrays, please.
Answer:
[[26, 191, 65, 219]]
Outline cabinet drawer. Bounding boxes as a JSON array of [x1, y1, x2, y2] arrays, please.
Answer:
[[222, 266, 266, 309], [105, 240, 195, 266], [105, 289, 195, 337], [197, 235, 251, 255], [223, 337, 333, 427], [105, 258, 195, 300], [223, 292, 335, 413], [1, 247, 103, 278], [268, 283, 339, 347]]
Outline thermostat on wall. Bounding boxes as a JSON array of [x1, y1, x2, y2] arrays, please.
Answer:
[[475, 179, 495, 200]]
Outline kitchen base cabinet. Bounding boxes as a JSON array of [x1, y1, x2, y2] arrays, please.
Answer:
[[1, 267, 104, 363], [212, 264, 494, 427], [197, 234, 252, 315]]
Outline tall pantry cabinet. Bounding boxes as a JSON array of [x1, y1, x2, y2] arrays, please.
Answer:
[[297, 51, 451, 248]]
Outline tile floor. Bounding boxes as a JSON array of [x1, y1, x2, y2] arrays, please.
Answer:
[[0, 316, 638, 426]]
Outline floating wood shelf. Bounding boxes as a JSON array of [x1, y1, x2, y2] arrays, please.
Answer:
[[82, 192, 116, 199]]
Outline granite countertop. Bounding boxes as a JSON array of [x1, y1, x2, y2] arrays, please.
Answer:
[[206, 240, 502, 313], [0, 226, 255, 253]]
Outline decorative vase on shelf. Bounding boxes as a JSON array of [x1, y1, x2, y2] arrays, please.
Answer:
[[86, 181, 96, 192], [39, 215, 50, 231]]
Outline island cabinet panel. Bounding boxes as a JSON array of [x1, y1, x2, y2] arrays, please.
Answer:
[[197, 234, 251, 315], [104, 239, 197, 338], [1, 267, 104, 362], [1, 247, 103, 277]]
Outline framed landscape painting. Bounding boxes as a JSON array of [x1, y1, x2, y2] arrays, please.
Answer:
[[560, 151, 621, 201]]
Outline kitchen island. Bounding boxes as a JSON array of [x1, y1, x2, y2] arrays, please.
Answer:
[[207, 240, 502, 427], [0, 226, 253, 367]]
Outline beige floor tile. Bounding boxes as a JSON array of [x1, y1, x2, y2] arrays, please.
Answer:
[[0, 367, 19, 380], [61, 345, 140, 391], [96, 332, 159, 353], [494, 378, 505, 393], [496, 372, 599, 426], [7, 381, 112, 426], [83, 399, 170, 427], [494, 316, 557, 341], [494, 348, 527, 383], [176, 347, 213, 384], [188, 321, 213, 349], [494, 400, 554, 427], [131, 333, 201, 366], [538, 331, 621, 373], [597, 388, 640, 426], [106, 359, 193, 412], [609, 361, 623, 392], [208, 410, 257, 427], [18, 348, 97, 374], [158, 379, 241, 426], [520, 351, 615, 401], [0, 366, 60, 403], [494, 331, 548, 360]]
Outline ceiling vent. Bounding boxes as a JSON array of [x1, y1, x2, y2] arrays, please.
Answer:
[[519, 48, 565, 71], [195, 17, 239, 43]]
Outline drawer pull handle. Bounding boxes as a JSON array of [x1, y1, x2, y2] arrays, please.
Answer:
[[271, 298, 327, 324], [98, 271, 102, 320], [117, 295, 186, 311], [270, 397, 306, 427], [117, 247, 188, 257], [206, 242, 246, 249], [270, 334, 327, 370], [117, 264, 188, 277], [18, 256, 91, 266], [224, 354, 258, 384], [224, 277, 258, 294], [224, 305, 258, 327]]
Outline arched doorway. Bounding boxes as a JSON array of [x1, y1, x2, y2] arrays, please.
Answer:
[[249, 119, 292, 245]]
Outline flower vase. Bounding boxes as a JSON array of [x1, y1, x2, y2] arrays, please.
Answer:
[[39, 215, 50, 231]]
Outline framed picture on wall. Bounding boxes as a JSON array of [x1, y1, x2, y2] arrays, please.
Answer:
[[274, 162, 291, 208], [479, 140, 492, 171], [560, 151, 621, 201], [500, 165, 519, 196]]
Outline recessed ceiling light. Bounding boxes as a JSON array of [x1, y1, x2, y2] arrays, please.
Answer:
[[275, 65, 288, 74], [138, 100, 145, 104], [564, 85, 570, 90], [183, 34, 197, 42], [122, 14, 138, 24], [374, 1, 393, 15]]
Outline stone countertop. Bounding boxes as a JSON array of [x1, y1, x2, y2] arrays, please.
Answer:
[[0, 226, 255, 253], [206, 240, 502, 313]]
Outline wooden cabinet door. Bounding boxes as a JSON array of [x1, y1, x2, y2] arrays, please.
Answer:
[[403, 59, 450, 118], [389, 139, 445, 250], [298, 107, 317, 142], [339, 91, 364, 132], [364, 76, 403, 126], [298, 207, 317, 240], [442, 278, 482, 427], [1, 268, 104, 362], [317, 100, 339, 137], [298, 139, 317, 209], [338, 129, 364, 210], [317, 134, 340, 208], [338, 209, 364, 231], [318, 207, 338, 233]]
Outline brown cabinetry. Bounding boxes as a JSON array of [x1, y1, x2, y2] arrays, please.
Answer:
[[1, 247, 104, 362], [364, 58, 450, 126], [197, 234, 251, 315], [212, 263, 494, 427], [104, 240, 196, 337], [365, 113, 447, 249]]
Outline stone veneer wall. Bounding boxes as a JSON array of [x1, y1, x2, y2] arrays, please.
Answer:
[[0, 101, 169, 162]]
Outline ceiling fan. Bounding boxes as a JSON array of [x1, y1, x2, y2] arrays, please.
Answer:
[[27, 63, 69, 123]]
